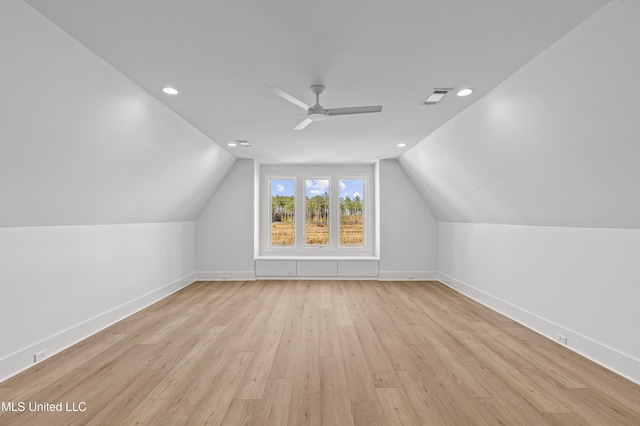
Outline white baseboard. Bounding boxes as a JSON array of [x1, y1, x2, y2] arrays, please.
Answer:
[[198, 271, 256, 281], [436, 272, 640, 385], [378, 271, 438, 281], [254, 276, 379, 281], [0, 272, 197, 384]]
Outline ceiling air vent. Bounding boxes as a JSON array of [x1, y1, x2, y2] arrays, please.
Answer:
[[422, 88, 452, 105]]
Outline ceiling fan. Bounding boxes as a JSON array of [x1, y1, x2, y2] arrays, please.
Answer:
[[269, 85, 382, 130]]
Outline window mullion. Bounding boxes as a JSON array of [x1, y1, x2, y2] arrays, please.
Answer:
[[330, 177, 339, 249], [296, 175, 303, 249]]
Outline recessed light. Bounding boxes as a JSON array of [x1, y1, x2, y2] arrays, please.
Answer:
[[237, 140, 251, 147], [227, 142, 237, 147], [397, 143, 407, 147], [162, 87, 179, 95], [456, 88, 474, 97]]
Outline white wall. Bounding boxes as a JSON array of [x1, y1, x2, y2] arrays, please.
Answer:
[[197, 159, 439, 280], [379, 160, 438, 280], [399, 1, 640, 382], [0, 0, 235, 227], [0, 222, 196, 382], [438, 222, 640, 383], [400, 0, 639, 228], [197, 160, 256, 280], [0, 1, 234, 381]]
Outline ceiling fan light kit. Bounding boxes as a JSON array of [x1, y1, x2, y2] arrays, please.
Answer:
[[269, 84, 382, 130]]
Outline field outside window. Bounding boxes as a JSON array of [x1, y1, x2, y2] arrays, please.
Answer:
[[270, 178, 295, 246], [339, 179, 364, 246], [305, 179, 330, 246]]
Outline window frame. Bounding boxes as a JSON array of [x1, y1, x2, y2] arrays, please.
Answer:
[[261, 165, 374, 257], [338, 177, 366, 248], [269, 177, 296, 248], [304, 177, 331, 247]]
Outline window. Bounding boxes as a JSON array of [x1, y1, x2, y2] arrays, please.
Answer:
[[270, 178, 295, 246], [339, 179, 364, 246], [262, 165, 374, 256], [305, 179, 330, 246]]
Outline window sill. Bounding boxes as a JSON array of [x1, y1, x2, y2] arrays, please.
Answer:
[[255, 255, 379, 261]]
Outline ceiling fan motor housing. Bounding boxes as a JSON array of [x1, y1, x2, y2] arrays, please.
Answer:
[[308, 105, 328, 121], [308, 85, 328, 120]]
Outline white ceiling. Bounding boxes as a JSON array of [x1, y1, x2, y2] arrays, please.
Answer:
[[25, 0, 609, 164]]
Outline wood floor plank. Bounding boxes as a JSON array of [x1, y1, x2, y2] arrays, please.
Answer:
[[562, 388, 640, 425], [251, 378, 294, 425], [321, 356, 355, 426], [366, 320, 418, 372], [220, 400, 252, 426], [465, 396, 547, 426], [333, 294, 354, 327], [236, 287, 284, 352], [222, 379, 293, 426], [461, 362, 557, 424], [351, 401, 388, 426], [2, 280, 639, 425], [119, 398, 177, 426], [454, 330, 571, 413], [288, 340, 321, 426], [0, 332, 124, 397], [187, 351, 254, 425], [336, 326, 379, 402], [287, 292, 306, 319], [302, 301, 320, 341], [376, 387, 421, 426], [234, 295, 288, 399], [318, 284, 333, 309], [352, 321, 401, 388], [269, 317, 302, 379], [339, 281, 368, 323], [319, 308, 342, 357], [147, 328, 229, 399], [398, 369, 479, 425]]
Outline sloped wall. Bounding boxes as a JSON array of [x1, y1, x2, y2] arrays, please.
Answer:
[[400, 1, 638, 229], [401, 0, 639, 382], [0, 0, 235, 227]]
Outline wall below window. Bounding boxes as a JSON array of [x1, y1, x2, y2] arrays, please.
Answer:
[[0, 222, 197, 382], [255, 258, 379, 279]]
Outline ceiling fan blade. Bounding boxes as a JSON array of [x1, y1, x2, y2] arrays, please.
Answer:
[[268, 86, 310, 110], [294, 117, 313, 130], [327, 105, 383, 116]]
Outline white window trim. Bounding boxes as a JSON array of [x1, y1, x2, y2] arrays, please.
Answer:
[[261, 165, 375, 257]]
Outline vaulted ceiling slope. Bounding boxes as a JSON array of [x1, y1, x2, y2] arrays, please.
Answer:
[[24, 0, 608, 163], [400, 0, 639, 229], [0, 1, 235, 227]]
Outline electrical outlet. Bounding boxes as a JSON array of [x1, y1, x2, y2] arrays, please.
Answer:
[[556, 334, 567, 345], [34, 349, 48, 363]]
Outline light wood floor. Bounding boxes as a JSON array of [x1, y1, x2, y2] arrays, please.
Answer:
[[1, 280, 639, 425]]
